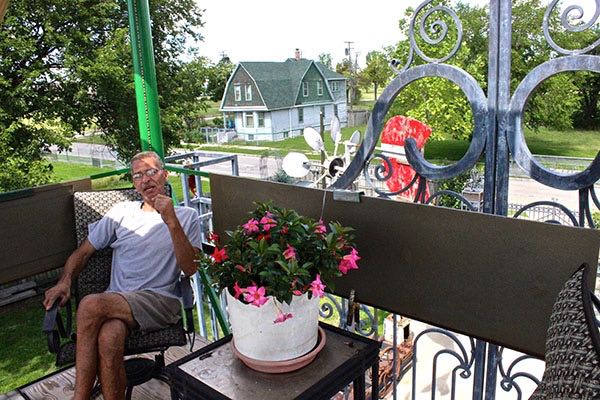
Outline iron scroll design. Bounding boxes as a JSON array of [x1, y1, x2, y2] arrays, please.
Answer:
[[496, 348, 543, 400], [331, 63, 488, 189], [543, 0, 600, 56], [507, 55, 600, 190], [391, 0, 464, 73], [411, 328, 477, 400], [332, 0, 487, 189]]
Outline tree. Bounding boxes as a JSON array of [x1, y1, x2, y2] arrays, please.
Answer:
[[318, 53, 332, 70], [206, 56, 234, 102], [385, 3, 485, 140], [0, 0, 206, 191], [360, 50, 392, 99], [336, 58, 361, 105], [385, 0, 587, 141]]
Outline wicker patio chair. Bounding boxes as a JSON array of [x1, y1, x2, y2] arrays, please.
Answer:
[[42, 188, 196, 399], [529, 263, 600, 399]]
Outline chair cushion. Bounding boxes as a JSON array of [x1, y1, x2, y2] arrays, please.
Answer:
[[73, 190, 141, 301], [125, 323, 187, 355], [529, 264, 600, 399]]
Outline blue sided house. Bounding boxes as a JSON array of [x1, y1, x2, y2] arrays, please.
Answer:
[[220, 52, 347, 141]]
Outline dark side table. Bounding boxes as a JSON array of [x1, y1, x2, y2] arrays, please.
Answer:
[[167, 322, 381, 400]]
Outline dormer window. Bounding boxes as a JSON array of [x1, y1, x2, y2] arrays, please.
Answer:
[[302, 82, 309, 97], [234, 84, 241, 101], [331, 81, 339, 92], [245, 85, 252, 101], [317, 81, 323, 96]]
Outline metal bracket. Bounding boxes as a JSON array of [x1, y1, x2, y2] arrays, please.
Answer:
[[333, 189, 363, 203]]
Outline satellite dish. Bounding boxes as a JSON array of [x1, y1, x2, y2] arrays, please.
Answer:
[[330, 116, 341, 144], [282, 152, 311, 178], [303, 127, 324, 152], [349, 130, 361, 145]]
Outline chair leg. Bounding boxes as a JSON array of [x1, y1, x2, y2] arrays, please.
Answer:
[[125, 385, 134, 400]]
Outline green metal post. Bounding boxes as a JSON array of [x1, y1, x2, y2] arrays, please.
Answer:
[[127, 0, 164, 158]]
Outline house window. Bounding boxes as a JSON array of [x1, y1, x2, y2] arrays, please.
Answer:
[[244, 112, 254, 127], [320, 106, 325, 117], [245, 85, 252, 101], [234, 84, 241, 101], [283, 131, 289, 139], [298, 108, 304, 123], [302, 82, 309, 97], [317, 81, 323, 96], [257, 112, 265, 127], [334, 104, 338, 117], [248, 134, 254, 141], [331, 81, 339, 92]]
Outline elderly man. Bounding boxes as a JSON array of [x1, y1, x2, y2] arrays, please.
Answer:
[[43, 151, 201, 400]]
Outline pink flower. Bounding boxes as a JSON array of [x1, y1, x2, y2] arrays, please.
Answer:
[[235, 264, 245, 272], [273, 311, 294, 324], [280, 225, 289, 235], [244, 285, 269, 307], [212, 247, 228, 263], [242, 218, 259, 234], [338, 248, 360, 274], [292, 290, 303, 296], [315, 220, 327, 234], [233, 282, 245, 299], [310, 274, 326, 298], [283, 244, 296, 260], [260, 216, 277, 232]]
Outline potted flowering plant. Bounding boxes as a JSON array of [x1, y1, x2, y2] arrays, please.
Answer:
[[199, 202, 360, 367]]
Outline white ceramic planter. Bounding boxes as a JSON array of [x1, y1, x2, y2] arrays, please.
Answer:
[[225, 291, 320, 362]]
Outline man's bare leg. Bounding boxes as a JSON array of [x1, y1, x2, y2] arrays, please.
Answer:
[[73, 293, 136, 400], [98, 319, 128, 400]]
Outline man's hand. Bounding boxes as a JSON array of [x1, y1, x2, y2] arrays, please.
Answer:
[[43, 281, 71, 310], [153, 194, 177, 226]]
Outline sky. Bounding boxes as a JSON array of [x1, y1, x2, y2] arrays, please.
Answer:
[[194, 0, 438, 67], [192, 0, 599, 68]]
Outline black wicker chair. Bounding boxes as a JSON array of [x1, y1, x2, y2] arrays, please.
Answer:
[[529, 263, 600, 399], [42, 189, 196, 399]]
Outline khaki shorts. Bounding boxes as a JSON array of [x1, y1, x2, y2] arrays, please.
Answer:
[[117, 290, 181, 332]]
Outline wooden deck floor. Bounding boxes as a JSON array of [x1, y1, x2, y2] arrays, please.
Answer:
[[1, 336, 210, 400]]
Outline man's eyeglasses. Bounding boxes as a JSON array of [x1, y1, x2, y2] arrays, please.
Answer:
[[132, 168, 161, 181]]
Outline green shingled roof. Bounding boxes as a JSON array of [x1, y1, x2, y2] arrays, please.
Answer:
[[238, 59, 344, 110], [314, 62, 346, 80]]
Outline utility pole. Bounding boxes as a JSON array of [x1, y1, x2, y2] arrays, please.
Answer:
[[344, 41, 354, 111]]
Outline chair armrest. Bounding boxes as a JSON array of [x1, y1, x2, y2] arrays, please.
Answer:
[[42, 299, 73, 354]]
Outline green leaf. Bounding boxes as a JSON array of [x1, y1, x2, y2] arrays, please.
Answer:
[[275, 260, 291, 274]]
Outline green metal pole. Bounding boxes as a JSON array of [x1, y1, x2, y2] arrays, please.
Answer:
[[127, 0, 164, 159]]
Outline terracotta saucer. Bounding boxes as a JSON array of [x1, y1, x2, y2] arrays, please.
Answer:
[[231, 326, 326, 374]]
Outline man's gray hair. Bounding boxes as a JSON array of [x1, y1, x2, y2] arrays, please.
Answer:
[[130, 151, 164, 170]]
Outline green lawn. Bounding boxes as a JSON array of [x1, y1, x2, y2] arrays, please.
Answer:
[[196, 125, 600, 161], [73, 134, 109, 145], [48, 161, 210, 198], [0, 296, 223, 394], [0, 298, 57, 393], [199, 100, 221, 117]]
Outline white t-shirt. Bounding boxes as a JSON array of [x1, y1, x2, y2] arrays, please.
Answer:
[[87, 201, 202, 300]]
